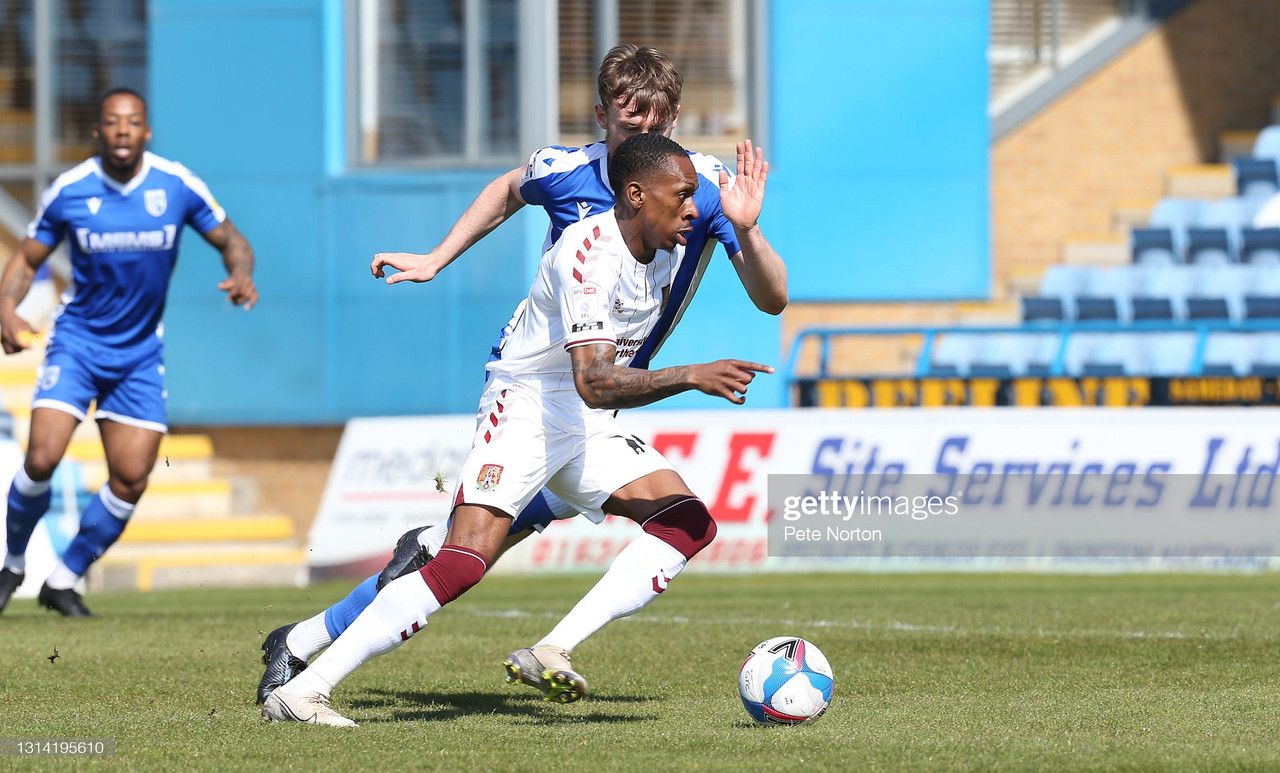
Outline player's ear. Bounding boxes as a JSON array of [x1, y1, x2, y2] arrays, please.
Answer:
[[626, 180, 644, 210], [669, 105, 680, 130], [144, 125, 153, 144], [594, 103, 607, 132]]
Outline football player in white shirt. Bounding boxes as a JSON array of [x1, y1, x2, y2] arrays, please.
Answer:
[[257, 45, 786, 708], [263, 133, 771, 726]]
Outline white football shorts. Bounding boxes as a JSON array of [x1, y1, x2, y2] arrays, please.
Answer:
[[454, 377, 673, 523]]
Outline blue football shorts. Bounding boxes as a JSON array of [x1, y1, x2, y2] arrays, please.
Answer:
[[32, 335, 167, 433]]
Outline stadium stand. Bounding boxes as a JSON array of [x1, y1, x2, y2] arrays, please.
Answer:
[[0, 337, 305, 592]]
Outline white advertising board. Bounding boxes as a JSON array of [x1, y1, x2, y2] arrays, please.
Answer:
[[308, 408, 1280, 575]]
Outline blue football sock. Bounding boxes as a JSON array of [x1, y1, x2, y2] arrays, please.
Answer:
[[5, 477, 52, 558], [324, 574, 378, 639], [61, 490, 130, 577]]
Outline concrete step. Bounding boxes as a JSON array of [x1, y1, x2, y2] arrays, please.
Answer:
[[1112, 197, 1158, 233], [1165, 164, 1235, 199], [74, 434, 215, 486], [1059, 233, 1129, 266], [118, 514, 295, 544], [93, 545, 307, 592], [1220, 129, 1259, 164]]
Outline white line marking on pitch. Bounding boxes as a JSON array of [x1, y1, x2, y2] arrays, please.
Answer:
[[463, 607, 1238, 640]]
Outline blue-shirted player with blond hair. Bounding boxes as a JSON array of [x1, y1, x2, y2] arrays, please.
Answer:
[[255, 45, 786, 708], [0, 87, 258, 617]]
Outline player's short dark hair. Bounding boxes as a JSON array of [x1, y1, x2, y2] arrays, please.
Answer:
[[98, 87, 148, 120], [608, 133, 688, 198]]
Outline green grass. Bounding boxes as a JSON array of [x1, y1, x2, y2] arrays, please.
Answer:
[[2, 572, 1280, 771]]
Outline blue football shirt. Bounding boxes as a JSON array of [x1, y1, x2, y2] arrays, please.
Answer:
[[27, 151, 225, 349]]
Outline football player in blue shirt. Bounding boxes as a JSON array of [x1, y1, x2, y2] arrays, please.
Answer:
[[256, 45, 785, 705], [0, 87, 258, 617]]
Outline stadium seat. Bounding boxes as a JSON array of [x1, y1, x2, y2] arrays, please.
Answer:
[[1133, 264, 1197, 320], [1130, 297, 1175, 321], [1241, 227, 1280, 265], [1075, 265, 1139, 322], [1023, 265, 1091, 322], [1185, 297, 1231, 320], [1249, 333, 1280, 376], [1244, 295, 1280, 319], [1189, 264, 1252, 322], [1186, 227, 1233, 265], [1021, 296, 1066, 323], [1233, 158, 1280, 198], [1252, 125, 1280, 161], [929, 333, 985, 377], [1131, 228, 1179, 265], [1145, 333, 1198, 376], [969, 333, 1056, 377], [1080, 333, 1145, 376], [1203, 333, 1262, 376]]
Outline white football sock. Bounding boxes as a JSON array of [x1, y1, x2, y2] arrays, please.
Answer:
[[418, 521, 448, 555], [44, 561, 81, 591], [284, 571, 441, 696], [286, 611, 334, 661], [3, 553, 25, 573], [538, 534, 687, 652]]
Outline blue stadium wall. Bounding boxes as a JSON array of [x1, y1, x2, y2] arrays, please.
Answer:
[[148, 0, 989, 423]]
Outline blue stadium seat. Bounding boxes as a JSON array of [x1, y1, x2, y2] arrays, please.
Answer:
[[1249, 333, 1280, 376], [1252, 126, 1280, 161], [1244, 296, 1280, 319], [1023, 265, 1092, 323], [1131, 228, 1179, 265], [1233, 158, 1280, 198], [1021, 296, 1066, 323], [1189, 264, 1251, 322], [1241, 227, 1280, 265], [1203, 333, 1262, 376], [1133, 264, 1197, 320], [1186, 227, 1233, 265], [971, 333, 1057, 377], [1075, 265, 1139, 322], [929, 333, 985, 377], [1145, 333, 1197, 376], [1081, 333, 1145, 376]]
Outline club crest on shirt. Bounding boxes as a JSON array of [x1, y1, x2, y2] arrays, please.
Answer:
[[477, 464, 503, 490], [144, 189, 167, 217]]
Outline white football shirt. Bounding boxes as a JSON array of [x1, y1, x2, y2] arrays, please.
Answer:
[[486, 209, 679, 393]]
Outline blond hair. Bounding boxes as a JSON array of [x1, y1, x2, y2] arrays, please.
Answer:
[[597, 44, 682, 123]]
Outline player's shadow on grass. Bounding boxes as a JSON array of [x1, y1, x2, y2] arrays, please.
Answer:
[[348, 687, 658, 725]]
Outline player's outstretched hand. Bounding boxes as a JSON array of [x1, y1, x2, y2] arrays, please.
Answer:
[[371, 252, 446, 285], [0, 314, 36, 355], [718, 140, 768, 231], [691, 359, 774, 404], [218, 272, 258, 310]]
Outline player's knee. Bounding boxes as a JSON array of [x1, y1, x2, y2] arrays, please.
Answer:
[[642, 496, 717, 560], [418, 545, 489, 606], [22, 453, 59, 482]]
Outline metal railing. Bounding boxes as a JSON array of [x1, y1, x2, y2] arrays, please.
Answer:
[[787, 319, 1280, 384]]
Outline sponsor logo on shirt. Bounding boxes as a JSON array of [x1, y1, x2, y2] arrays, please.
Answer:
[[74, 225, 178, 252]]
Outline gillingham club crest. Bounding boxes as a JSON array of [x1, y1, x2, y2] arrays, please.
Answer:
[[144, 189, 167, 216], [477, 464, 503, 491]]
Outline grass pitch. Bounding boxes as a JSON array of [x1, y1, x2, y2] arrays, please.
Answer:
[[1, 572, 1279, 771]]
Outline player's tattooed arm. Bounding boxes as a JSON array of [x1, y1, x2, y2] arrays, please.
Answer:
[[202, 218, 258, 310], [0, 238, 53, 354], [570, 343, 775, 409]]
